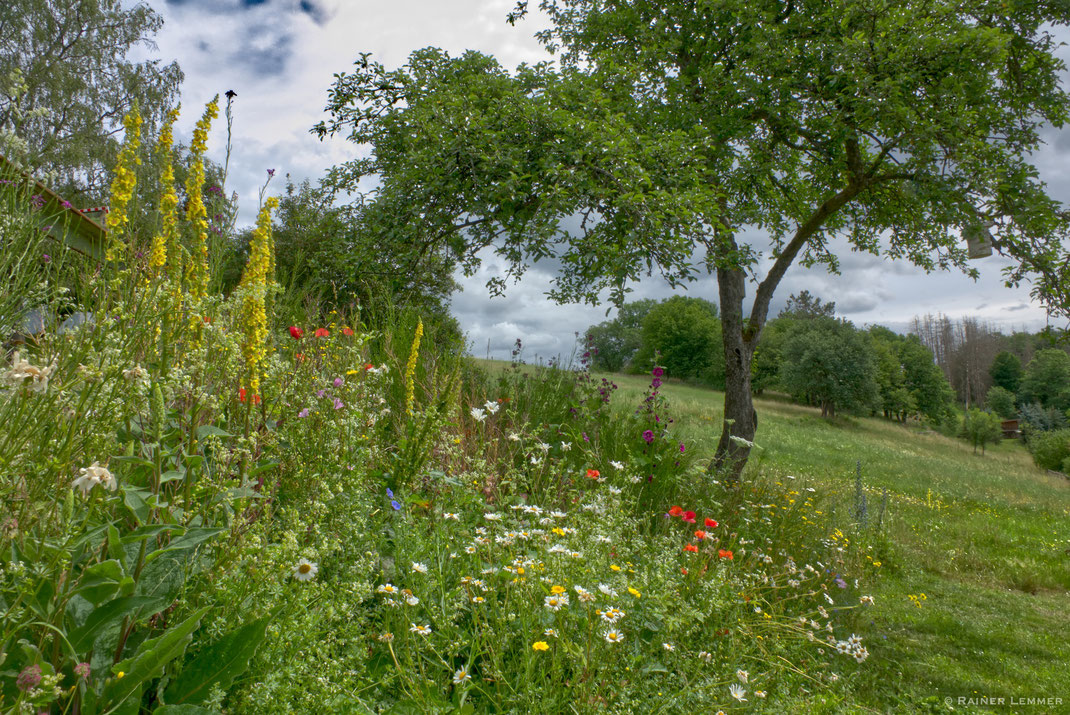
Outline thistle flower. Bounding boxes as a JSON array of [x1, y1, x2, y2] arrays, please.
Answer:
[[105, 103, 142, 262], [404, 319, 423, 415]]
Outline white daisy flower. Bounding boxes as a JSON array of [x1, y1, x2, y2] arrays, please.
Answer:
[[663, 642, 675, 651], [292, 558, 318, 582], [729, 683, 747, 702], [603, 629, 624, 644], [737, 669, 749, 683], [484, 512, 502, 521], [598, 584, 618, 597], [453, 667, 471, 684], [610, 460, 624, 470], [411, 562, 428, 574], [443, 512, 460, 520], [484, 400, 499, 414], [377, 583, 398, 595], [469, 407, 486, 422], [405, 595, 419, 606], [409, 623, 431, 636], [860, 595, 874, 605]]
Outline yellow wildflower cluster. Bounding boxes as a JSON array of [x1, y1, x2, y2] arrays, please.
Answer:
[[185, 95, 219, 301], [105, 104, 142, 262], [239, 197, 280, 396], [149, 106, 181, 274], [405, 319, 423, 415]]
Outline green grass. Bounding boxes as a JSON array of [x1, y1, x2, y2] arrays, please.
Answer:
[[482, 361, 1070, 712], [624, 372, 1070, 712]]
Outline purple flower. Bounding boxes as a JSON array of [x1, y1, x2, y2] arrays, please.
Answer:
[[652, 366, 665, 378], [390, 500, 401, 511], [679, 443, 686, 453], [42, 254, 50, 263], [332, 397, 344, 410], [30, 194, 45, 209], [267, 168, 276, 178], [386, 488, 394, 498], [75, 662, 91, 680], [333, 377, 343, 387], [61, 200, 72, 209], [642, 430, 655, 444], [316, 389, 325, 399], [835, 577, 848, 589], [298, 408, 309, 418], [651, 377, 662, 389]]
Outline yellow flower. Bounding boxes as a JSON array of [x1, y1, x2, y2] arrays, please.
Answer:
[[610, 565, 621, 572], [237, 197, 279, 396], [404, 319, 423, 415], [628, 587, 641, 598], [550, 585, 566, 595], [532, 641, 549, 651], [149, 106, 180, 274], [185, 96, 220, 303], [105, 104, 142, 262]]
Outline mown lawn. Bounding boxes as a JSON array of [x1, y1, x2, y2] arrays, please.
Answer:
[[602, 371, 1070, 713]]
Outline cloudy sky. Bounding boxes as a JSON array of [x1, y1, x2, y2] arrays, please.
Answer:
[[144, 0, 1069, 360]]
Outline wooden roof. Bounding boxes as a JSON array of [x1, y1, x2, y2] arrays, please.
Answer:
[[0, 152, 107, 260]]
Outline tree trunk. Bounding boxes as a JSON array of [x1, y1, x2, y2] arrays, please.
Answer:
[[710, 264, 757, 484]]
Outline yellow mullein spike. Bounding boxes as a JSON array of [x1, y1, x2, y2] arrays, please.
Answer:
[[105, 103, 142, 262], [405, 319, 424, 415], [185, 95, 219, 302], [238, 197, 279, 397], [149, 106, 181, 275]]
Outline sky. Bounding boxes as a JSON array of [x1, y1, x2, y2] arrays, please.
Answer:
[[143, 0, 1070, 361]]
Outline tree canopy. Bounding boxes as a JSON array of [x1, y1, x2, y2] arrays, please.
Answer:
[[0, 0, 182, 200], [315, 0, 1070, 479]]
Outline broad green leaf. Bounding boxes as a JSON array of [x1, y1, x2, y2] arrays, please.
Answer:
[[120, 524, 185, 545], [101, 607, 209, 712], [122, 486, 149, 525], [153, 706, 219, 715], [194, 425, 231, 440], [69, 596, 171, 653], [107, 524, 125, 567], [163, 616, 270, 705], [144, 528, 224, 565], [77, 560, 125, 606]]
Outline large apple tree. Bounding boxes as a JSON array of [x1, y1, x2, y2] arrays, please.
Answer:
[[315, 0, 1070, 481]]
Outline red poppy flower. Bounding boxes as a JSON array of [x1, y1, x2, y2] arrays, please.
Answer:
[[289, 326, 304, 340], [705, 518, 718, 528], [680, 567, 688, 575], [668, 505, 684, 517], [314, 328, 329, 338], [718, 549, 733, 560], [342, 327, 354, 336], [253, 394, 261, 405], [364, 363, 374, 371], [684, 544, 699, 553], [682, 510, 697, 523], [202, 316, 211, 324], [694, 530, 707, 540], [295, 353, 306, 362], [239, 387, 247, 402], [586, 469, 600, 480]]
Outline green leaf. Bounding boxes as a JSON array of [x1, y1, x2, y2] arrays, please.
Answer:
[[163, 616, 270, 705], [120, 524, 185, 545], [101, 607, 209, 712], [153, 706, 219, 715], [122, 486, 150, 525], [76, 560, 125, 606], [107, 524, 125, 566], [195, 425, 232, 440], [144, 528, 224, 565], [69, 596, 171, 653]]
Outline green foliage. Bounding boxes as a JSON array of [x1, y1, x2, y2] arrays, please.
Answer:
[[986, 385, 1017, 419], [989, 351, 1023, 393], [583, 298, 655, 372], [1026, 428, 1070, 471], [632, 295, 724, 384], [0, 0, 182, 200], [780, 318, 878, 418], [1019, 348, 1070, 410], [961, 408, 1002, 455]]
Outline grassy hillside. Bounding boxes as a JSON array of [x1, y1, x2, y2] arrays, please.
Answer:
[[617, 370, 1070, 712], [478, 359, 1070, 712]]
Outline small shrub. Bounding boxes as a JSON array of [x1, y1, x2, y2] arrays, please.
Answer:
[[1028, 428, 1070, 471], [985, 386, 1017, 419], [961, 408, 1002, 455]]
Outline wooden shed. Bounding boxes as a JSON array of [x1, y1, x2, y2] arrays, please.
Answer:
[[0, 152, 107, 260], [1000, 419, 1020, 439]]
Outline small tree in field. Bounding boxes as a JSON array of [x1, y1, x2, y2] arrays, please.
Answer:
[[963, 408, 1002, 455]]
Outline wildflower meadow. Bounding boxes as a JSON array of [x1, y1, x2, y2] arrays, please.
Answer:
[[0, 99, 899, 714]]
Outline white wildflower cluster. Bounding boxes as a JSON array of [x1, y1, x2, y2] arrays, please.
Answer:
[[4, 351, 57, 393], [71, 461, 117, 495]]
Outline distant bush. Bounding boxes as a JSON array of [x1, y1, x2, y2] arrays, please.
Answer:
[[986, 386, 1017, 419], [1028, 428, 1070, 471], [1017, 402, 1067, 443]]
